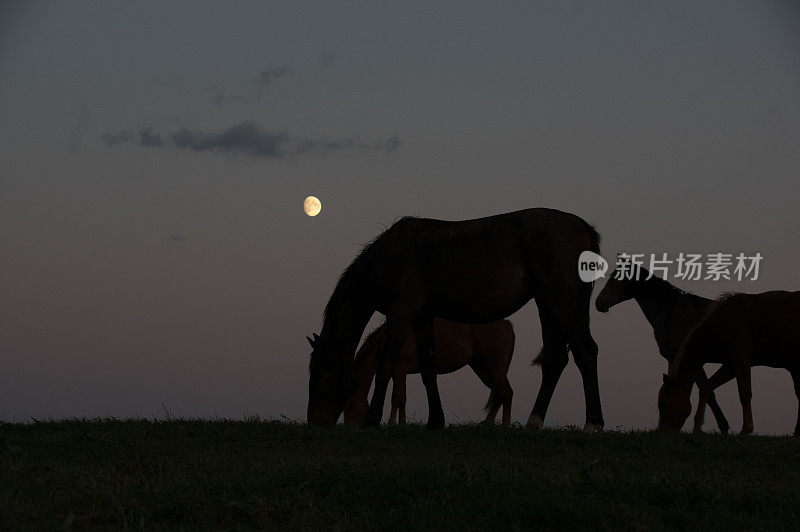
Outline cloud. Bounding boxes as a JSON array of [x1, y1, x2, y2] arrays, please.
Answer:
[[365, 134, 402, 153], [101, 121, 401, 160], [139, 127, 164, 147], [294, 137, 357, 156], [101, 129, 134, 146], [171, 122, 290, 158], [209, 62, 292, 106], [255, 63, 291, 97]]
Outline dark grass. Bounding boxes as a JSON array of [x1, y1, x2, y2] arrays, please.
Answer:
[[2, 420, 800, 530]]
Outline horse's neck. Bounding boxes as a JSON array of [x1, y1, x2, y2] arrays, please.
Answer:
[[633, 280, 680, 334], [321, 305, 373, 361], [674, 352, 702, 390]]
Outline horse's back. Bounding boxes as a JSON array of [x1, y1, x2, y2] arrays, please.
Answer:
[[378, 209, 597, 323], [706, 291, 800, 364]]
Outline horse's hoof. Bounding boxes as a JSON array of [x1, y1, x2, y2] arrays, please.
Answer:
[[720, 426, 730, 435], [526, 415, 544, 431], [426, 420, 445, 430], [583, 422, 603, 433], [360, 418, 380, 429]]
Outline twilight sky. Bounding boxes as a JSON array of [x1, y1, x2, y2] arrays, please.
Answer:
[[2, 1, 799, 433]]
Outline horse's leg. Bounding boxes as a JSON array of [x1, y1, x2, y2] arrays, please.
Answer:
[[414, 314, 445, 429], [469, 361, 504, 425], [399, 396, 407, 424], [393, 371, 408, 424], [706, 390, 730, 434], [693, 365, 733, 433], [571, 330, 604, 432], [388, 376, 399, 425], [527, 311, 568, 431], [467, 360, 496, 423], [363, 310, 410, 427], [732, 361, 754, 435], [534, 283, 603, 432], [790, 369, 800, 436], [498, 376, 513, 427]]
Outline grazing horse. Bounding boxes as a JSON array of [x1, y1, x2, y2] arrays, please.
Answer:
[[659, 290, 800, 435], [306, 208, 604, 431], [342, 318, 515, 426], [595, 265, 730, 433]]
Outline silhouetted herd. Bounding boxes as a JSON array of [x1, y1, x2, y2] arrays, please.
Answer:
[[306, 208, 800, 435]]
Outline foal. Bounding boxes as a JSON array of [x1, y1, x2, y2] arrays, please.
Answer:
[[595, 266, 730, 433], [659, 290, 800, 435], [343, 318, 515, 426]]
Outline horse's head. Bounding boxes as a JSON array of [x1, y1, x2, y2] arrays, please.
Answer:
[[595, 259, 650, 313], [657, 373, 691, 431], [595, 270, 636, 312], [342, 395, 369, 425], [306, 333, 357, 427]]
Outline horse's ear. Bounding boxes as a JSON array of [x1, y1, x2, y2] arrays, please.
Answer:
[[306, 336, 316, 349], [662, 373, 670, 384], [313, 333, 320, 342]]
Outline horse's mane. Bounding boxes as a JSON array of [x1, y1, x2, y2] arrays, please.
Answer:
[[619, 263, 689, 297], [716, 291, 740, 303], [322, 239, 376, 325], [321, 217, 419, 338], [644, 273, 688, 297]]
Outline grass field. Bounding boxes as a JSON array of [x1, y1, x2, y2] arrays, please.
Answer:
[[2, 420, 800, 530]]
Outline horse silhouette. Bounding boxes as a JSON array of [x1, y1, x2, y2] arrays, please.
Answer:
[[307, 208, 603, 430], [343, 318, 515, 426], [596, 264, 730, 433], [659, 290, 800, 435]]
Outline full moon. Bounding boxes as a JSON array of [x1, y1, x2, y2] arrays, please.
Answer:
[[304, 196, 322, 217]]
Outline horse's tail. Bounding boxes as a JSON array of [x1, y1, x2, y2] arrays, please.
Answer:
[[483, 391, 497, 414], [483, 320, 515, 413], [579, 222, 602, 325]]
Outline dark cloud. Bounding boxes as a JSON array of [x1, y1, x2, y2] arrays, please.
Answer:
[[294, 137, 357, 156], [139, 127, 164, 147], [208, 63, 291, 106], [255, 63, 291, 97], [101, 121, 402, 160], [171, 122, 290, 158], [365, 134, 402, 153]]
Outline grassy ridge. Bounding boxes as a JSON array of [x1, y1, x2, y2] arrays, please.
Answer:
[[1, 420, 799, 530]]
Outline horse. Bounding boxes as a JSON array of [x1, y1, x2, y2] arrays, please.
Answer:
[[307, 207, 604, 431], [659, 290, 800, 435], [342, 318, 515, 426], [595, 264, 730, 433]]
